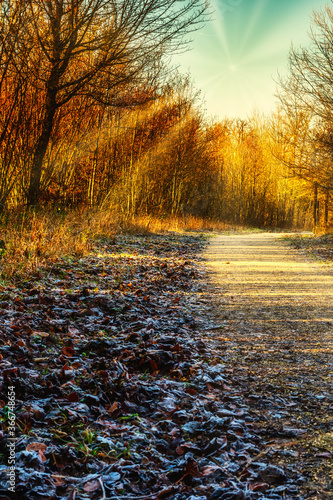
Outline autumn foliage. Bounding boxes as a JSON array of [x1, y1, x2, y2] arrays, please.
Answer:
[[0, 0, 321, 230]]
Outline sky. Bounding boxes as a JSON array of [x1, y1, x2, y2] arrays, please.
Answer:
[[175, 0, 327, 119]]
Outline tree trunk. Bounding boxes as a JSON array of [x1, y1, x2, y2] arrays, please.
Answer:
[[27, 95, 57, 206], [325, 189, 329, 228], [313, 182, 319, 232]]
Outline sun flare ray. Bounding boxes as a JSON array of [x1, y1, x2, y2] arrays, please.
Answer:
[[174, 0, 325, 118]]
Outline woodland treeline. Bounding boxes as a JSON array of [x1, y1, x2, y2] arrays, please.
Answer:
[[2, 1, 333, 229]]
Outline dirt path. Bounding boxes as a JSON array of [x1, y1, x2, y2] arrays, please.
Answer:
[[204, 232, 333, 498]]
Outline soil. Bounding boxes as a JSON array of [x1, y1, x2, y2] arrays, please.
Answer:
[[203, 232, 333, 498]]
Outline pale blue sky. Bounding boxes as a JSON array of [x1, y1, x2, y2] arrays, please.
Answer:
[[175, 0, 327, 118]]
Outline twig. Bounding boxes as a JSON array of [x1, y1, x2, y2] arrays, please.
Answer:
[[106, 496, 155, 500], [105, 488, 175, 500], [99, 477, 106, 500], [241, 447, 273, 472]]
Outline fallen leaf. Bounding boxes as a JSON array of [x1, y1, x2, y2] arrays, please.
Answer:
[[67, 392, 79, 402], [31, 331, 49, 337], [39, 449, 47, 463], [26, 442, 47, 453], [62, 346, 74, 357], [84, 479, 100, 492], [249, 482, 269, 492]]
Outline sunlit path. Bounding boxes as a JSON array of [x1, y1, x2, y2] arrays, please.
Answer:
[[205, 232, 333, 497]]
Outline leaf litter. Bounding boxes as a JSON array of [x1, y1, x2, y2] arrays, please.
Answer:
[[0, 231, 330, 499]]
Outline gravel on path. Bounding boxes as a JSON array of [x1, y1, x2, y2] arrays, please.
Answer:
[[204, 232, 333, 498]]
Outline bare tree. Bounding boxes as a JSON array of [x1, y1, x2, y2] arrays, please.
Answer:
[[281, 5, 333, 122], [276, 3, 333, 227], [17, 0, 209, 205]]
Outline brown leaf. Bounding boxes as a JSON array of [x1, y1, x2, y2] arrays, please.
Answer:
[[26, 442, 47, 453], [149, 359, 158, 372], [184, 458, 203, 478], [185, 387, 197, 395], [32, 331, 49, 337], [51, 475, 66, 487], [84, 479, 100, 493], [171, 344, 182, 352], [98, 370, 108, 379], [202, 466, 222, 476], [176, 442, 200, 455], [68, 326, 80, 336], [71, 361, 82, 369], [107, 401, 118, 414], [67, 392, 79, 402], [249, 483, 269, 492], [62, 346, 74, 357]]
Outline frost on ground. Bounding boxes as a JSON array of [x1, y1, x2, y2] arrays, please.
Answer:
[[0, 231, 332, 499], [204, 232, 333, 499]]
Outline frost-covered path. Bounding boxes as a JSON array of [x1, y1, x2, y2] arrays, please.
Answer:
[[205, 232, 333, 498]]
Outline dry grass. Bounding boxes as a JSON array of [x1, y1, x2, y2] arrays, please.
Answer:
[[0, 208, 311, 282], [285, 232, 333, 263], [0, 209, 237, 281], [0, 209, 115, 280], [121, 215, 237, 234]]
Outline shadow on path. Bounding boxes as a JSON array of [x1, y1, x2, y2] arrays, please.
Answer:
[[205, 232, 333, 498]]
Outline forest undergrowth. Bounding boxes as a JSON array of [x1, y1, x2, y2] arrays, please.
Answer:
[[0, 210, 235, 283]]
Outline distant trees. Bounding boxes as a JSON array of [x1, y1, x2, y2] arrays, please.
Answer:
[[204, 117, 310, 228]]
